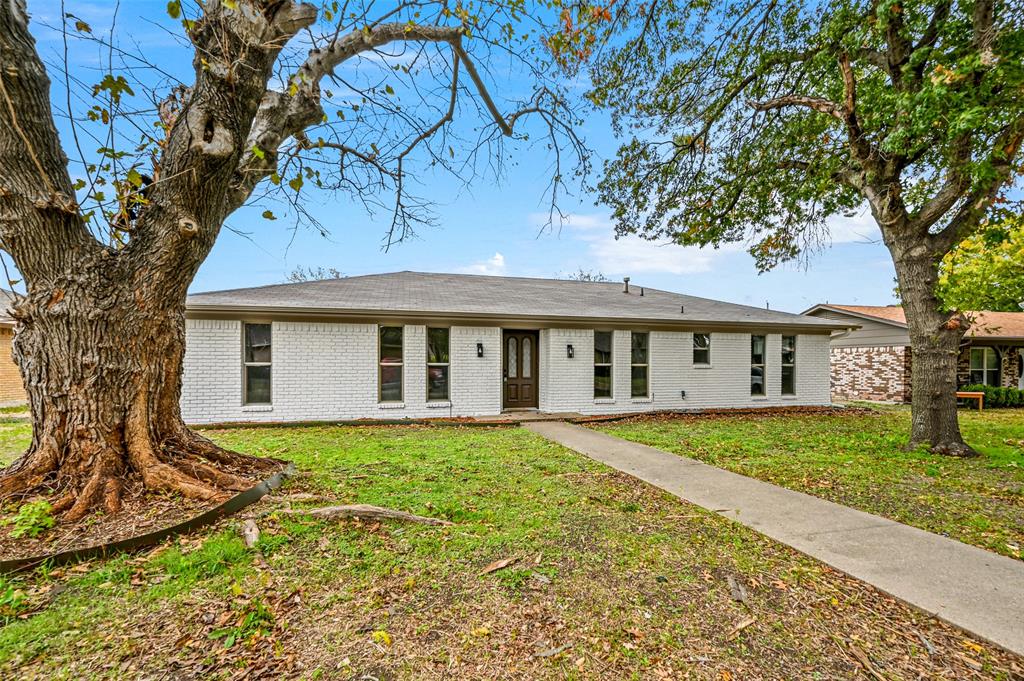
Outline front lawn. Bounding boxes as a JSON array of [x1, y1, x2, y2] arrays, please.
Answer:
[[0, 422, 1020, 678], [596, 405, 1024, 560]]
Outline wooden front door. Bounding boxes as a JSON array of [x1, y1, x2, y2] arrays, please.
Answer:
[[503, 331, 538, 409]]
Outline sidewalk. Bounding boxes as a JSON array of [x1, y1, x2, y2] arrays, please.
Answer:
[[524, 421, 1024, 656]]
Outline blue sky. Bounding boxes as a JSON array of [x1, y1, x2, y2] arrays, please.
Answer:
[[27, 0, 899, 314]]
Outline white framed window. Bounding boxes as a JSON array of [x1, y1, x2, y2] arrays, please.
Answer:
[[969, 347, 1000, 386], [693, 332, 711, 365], [751, 334, 766, 396], [631, 331, 649, 398], [243, 323, 272, 404], [427, 327, 450, 401], [594, 331, 613, 398], [781, 335, 796, 395], [379, 326, 403, 402]]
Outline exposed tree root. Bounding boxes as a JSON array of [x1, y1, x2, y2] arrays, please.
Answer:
[[0, 427, 282, 524], [930, 442, 980, 458], [279, 504, 453, 526]]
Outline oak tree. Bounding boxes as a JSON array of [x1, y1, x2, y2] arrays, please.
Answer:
[[0, 0, 582, 519], [590, 0, 1023, 455]]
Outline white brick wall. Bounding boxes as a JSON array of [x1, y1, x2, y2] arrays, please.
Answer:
[[182, 319, 831, 423], [182, 320, 500, 424], [536, 329, 831, 415]]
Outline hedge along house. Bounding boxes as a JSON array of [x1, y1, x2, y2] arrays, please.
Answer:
[[181, 272, 848, 424], [803, 304, 1024, 403]]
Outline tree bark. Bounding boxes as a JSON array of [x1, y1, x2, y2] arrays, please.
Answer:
[[887, 239, 977, 457], [0, 260, 279, 520]]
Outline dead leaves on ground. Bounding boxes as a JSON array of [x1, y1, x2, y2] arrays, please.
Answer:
[[479, 556, 517, 575]]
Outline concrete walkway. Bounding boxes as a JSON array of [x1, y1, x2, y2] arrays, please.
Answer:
[[525, 421, 1024, 656]]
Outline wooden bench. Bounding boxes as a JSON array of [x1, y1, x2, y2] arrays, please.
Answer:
[[956, 391, 985, 411]]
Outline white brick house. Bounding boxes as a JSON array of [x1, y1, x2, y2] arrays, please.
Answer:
[[181, 272, 846, 424]]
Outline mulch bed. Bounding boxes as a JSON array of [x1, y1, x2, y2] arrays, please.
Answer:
[[575, 404, 877, 425], [0, 455, 290, 564], [0, 481, 218, 563]]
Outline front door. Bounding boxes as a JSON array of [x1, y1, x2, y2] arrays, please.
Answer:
[[503, 330, 538, 409]]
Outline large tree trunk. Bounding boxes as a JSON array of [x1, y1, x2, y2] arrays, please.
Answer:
[[0, 267, 278, 520], [0, 0, 304, 521], [889, 242, 976, 457]]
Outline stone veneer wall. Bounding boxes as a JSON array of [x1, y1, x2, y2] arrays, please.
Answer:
[[829, 346, 912, 403]]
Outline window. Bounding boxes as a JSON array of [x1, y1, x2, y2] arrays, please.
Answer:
[[631, 332, 649, 398], [969, 347, 1001, 386], [781, 335, 796, 395], [379, 326, 403, 402], [243, 323, 272, 404], [751, 334, 766, 396], [507, 337, 518, 378], [693, 333, 711, 365], [523, 336, 532, 378], [427, 328, 450, 401], [594, 331, 613, 398]]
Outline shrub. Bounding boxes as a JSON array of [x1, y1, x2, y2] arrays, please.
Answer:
[[961, 384, 1024, 409], [6, 500, 55, 539]]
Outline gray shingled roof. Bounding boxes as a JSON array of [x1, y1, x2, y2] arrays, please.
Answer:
[[187, 271, 845, 329]]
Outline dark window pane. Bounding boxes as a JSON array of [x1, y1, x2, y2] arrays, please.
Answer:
[[751, 335, 765, 365], [631, 332, 648, 364], [594, 365, 612, 398], [751, 366, 765, 395], [594, 331, 612, 364], [782, 365, 795, 395], [245, 323, 272, 363], [631, 366, 648, 398], [986, 348, 999, 370], [427, 328, 449, 364], [380, 326, 403, 363], [245, 364, 271, 404], [427, 365, 449, 401], [969, 348, 983, 370], [969, 370, 985, 385], [693, 333, 710, 364], [782, 336, 796, 365], [380, 365, 402, 401]]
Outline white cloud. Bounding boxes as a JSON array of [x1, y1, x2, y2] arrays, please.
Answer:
[[540, 213, 740, 276], [458, 252, 506, 275], [826, 208, 882, 244]]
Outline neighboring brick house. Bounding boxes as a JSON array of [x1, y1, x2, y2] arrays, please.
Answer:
[[803, 304, 1024, 403], [0, 290, 25, 406], [180, 272, 845, 424]]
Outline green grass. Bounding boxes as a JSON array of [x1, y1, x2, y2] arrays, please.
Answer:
[[597, 405, 1024, 560], [0, 422, 1019, 678]]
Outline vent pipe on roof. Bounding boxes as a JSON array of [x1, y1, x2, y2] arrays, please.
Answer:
[[623, 277, 630, 294]]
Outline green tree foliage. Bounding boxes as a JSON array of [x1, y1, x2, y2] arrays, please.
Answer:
[[938, 217, 1024, 311], [590, 0, 1023, 268], [582, 0, 1024, 454]]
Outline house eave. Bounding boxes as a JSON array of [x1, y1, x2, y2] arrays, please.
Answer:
[[185, 303, 849, 333], [802, 304, 907, 329]]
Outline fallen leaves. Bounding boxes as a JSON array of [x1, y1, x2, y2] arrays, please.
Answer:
[[479, 557, 516, 576], [725, 616, 756, 641]]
